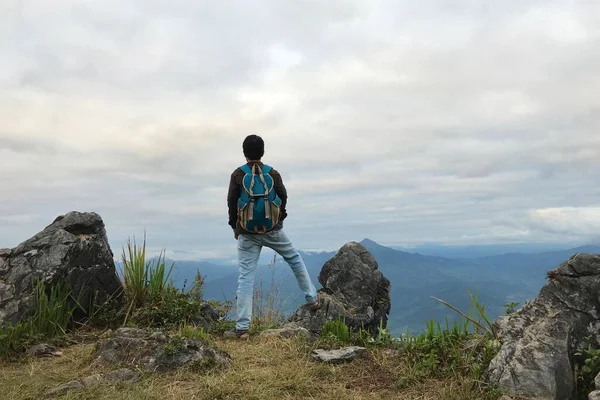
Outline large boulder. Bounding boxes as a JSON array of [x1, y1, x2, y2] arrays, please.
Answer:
[[93, 327, 232, 372], [0, 211, 122, 328], [289, 242, 391, 335], [487, 253, 600, 400]]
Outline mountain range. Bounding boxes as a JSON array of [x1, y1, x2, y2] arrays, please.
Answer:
[[134, 240, 600, 336]]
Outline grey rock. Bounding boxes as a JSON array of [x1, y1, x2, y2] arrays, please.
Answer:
[[27, 343, 62, 358], [289, 242, 391, 336], [0, 212, 123, 328], [93, 327, 232, 372], [44, 380, 85, 398], [311, 346, 367, 364], [79, 374, 104, 387], [260, 323, 311, 340], [596, 371, 600, 390], [498, 396, 513, 400], [101, 368, 140, 383], [488, 253, 600, 400], [45, 368, 139, 398], [590, 391, 600, 400]]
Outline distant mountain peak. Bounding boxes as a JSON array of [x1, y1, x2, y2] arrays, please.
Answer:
[[359, 238, 380, 246]]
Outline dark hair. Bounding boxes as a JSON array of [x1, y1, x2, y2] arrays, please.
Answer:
[[242, 134, 265, 160]]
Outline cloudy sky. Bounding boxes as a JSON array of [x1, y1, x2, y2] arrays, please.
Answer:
[[1, 0, 599, 259]]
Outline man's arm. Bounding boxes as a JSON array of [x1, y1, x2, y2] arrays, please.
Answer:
[[227, 170, 241, 232], [270, 169, 288, 222]]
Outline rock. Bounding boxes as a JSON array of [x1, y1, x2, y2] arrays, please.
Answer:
[[44, 380, 85, 398], [311, 346, 367, 364], [27, 343, 62, 358], [289, 242, 391, 336], [44, 368, 139, 398], [487, 253, 600, 400], [590, 391, 600, 400], [596, 372, 600, 390], [498, 396, 513, 400], [93, 327, 232, 372], [260, 323, 311, 340], [0, 212, 122, 328]]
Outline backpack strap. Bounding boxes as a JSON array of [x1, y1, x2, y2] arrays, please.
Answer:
[[239, 164, 252, 175], [262, 165, 272, 174]]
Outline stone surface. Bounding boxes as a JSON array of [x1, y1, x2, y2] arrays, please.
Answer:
[[0, 212, 122, 328], [260, 323, 311, 340], [590, 391, 600, 400], [93, 327, 232, 372], [596, 372, 600, 390], [289, 242, 391, 335], [27, 343, 62, 358], [311, 346, 367, 364], [44, 368, 139, 398], [487, 253, 600, 400], [44, 380, 85, 398]]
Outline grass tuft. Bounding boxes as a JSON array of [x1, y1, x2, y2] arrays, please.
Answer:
[[0, 280, 77, 358]]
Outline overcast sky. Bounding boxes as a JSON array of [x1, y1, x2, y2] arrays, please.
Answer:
[[1, 0, 599, 259]]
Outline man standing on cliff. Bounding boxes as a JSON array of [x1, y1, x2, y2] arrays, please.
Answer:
[[224, 134, 320, 340]]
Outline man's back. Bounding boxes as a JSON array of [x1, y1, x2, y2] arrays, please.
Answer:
[[227, 161, 288, 233]]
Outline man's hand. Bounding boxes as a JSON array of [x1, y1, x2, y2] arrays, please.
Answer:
[[233, 229, 239, 240]]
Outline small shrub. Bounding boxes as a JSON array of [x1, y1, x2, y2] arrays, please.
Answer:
[[503, 301, 520, 315], [120, 232, 174, 320], [188, 270, 205, 303], [129, 285, 209, 328], [322, 317, 350, 343], [575, 345, 600, 398]]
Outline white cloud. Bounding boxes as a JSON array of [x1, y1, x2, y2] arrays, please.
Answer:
[[0, 0, 599, 256]]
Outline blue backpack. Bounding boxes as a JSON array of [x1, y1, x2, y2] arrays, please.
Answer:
[[237, 164, 282, 234]]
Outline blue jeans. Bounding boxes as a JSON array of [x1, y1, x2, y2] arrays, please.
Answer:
[[235, 229, 317, 330]]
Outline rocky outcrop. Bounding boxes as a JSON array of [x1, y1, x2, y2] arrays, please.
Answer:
[[289, 242, 391, 335], [487, 253, 600, 400], [44, 368, 139, 398], [93, 327, 232, 372], [0, 212, 122, 328]]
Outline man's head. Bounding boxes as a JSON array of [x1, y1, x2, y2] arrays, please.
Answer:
[[243, 134, 265, 161]]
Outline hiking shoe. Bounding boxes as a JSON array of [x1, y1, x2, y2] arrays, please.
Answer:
[[224, 328, 249, 340], [302, 300, 321, 312]]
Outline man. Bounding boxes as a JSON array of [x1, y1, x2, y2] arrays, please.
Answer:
[[224, 134, 320, 340]]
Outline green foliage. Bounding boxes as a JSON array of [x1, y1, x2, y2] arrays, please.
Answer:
[[128, 285, 209, 328], [0, 280, 77, 358], [575, 345, 600, 398], [163, 335, 186, 355], [322, 317, 350, 343], [503, 301, 520, 315], [179, 322, 213, 344], [120, 232, 174, 321], [208, 320, 236, 336], [188, 270, 205, 303], [394, 290, 501, 391]]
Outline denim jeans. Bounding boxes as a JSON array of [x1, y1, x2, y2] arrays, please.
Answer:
[[235, 229, 317, 330]]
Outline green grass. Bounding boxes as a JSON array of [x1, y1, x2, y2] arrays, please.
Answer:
[[178, 322, 213, 344], [0, 280, 77, 358], [0, 335, 505, 400], [120, 232, 174, 322]]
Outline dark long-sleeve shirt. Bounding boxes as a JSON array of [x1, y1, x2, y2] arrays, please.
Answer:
[[227, 161, 288, 232]]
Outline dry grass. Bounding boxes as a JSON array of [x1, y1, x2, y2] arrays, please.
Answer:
[[0, 335, 500, 400]]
